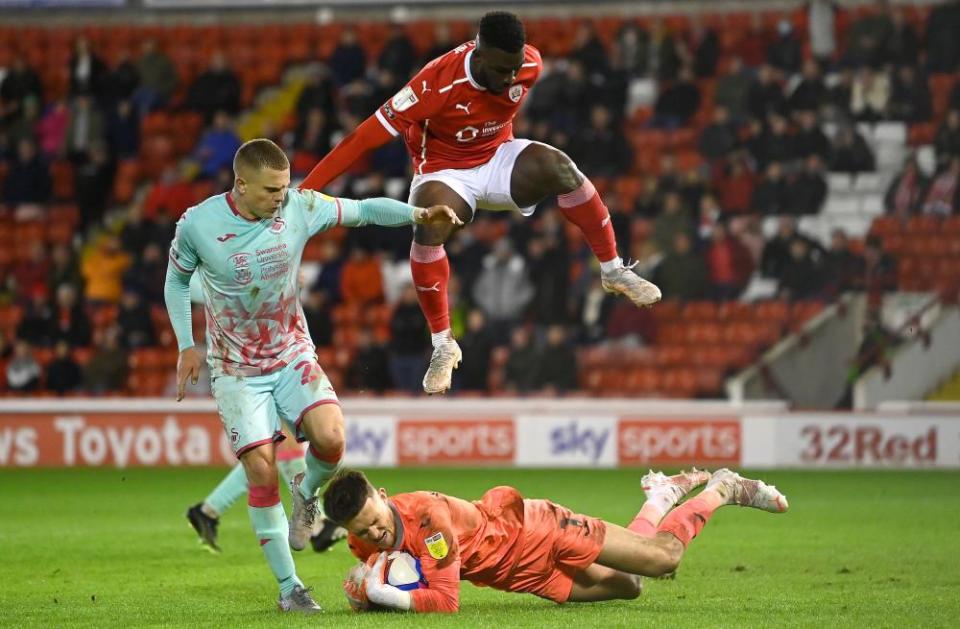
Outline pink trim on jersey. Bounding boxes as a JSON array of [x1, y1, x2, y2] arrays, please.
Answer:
[[294, 400, 341, 438], [235, 431, 286, 458], [557, 179, 598, 208], [410, 242, 447, 263], [226, 192, 259, 222], [334, 197, 343, 225], [168, 252, 192, 274]]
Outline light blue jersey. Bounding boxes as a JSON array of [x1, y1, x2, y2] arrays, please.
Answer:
[[165, 189, 416, 378]]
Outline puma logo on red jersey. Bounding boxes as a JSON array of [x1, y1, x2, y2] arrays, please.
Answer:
[[416, 282, 441, 292], [455, 102, 472, 114]]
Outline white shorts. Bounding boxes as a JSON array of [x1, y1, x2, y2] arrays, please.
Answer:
[[408, 139, 540, 216]]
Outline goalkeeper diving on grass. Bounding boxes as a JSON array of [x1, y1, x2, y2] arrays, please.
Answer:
[[323, 467, 788, 612]]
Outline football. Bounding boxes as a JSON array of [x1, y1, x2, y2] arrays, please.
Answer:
[[381, 551, 426, 591]]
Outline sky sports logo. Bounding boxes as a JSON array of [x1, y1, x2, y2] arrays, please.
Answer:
[[397, 419, 515, 465], [617, 419, 741, 466]]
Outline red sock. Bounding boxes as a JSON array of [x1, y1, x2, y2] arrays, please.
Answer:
[[410, 242, 450, 334], [627, 503, 662, 538], [248, 484, 281, 508], [558, 178, 618, 263], [656, 496, 720, 548]]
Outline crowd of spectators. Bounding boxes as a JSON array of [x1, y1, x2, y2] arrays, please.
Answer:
[[1, 2, 958, 396]]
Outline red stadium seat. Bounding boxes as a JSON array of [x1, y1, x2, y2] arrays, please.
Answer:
[[682, 301, 719, 321]]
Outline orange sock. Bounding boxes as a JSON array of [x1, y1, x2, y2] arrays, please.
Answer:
[[657, 494, 722, 547], [558, 178, 618, 263], [627, 503, 662, 538], [410, 243, 450, 334]]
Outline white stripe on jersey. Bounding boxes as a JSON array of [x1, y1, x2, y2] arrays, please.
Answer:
[[521, 62, 537, 67], [438, 78, 470, 93], [375, 109, 399, 137], [418, 120, 429, 175]]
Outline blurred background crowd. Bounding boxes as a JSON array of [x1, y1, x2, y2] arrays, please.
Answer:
[[0, 0, 958, 399]]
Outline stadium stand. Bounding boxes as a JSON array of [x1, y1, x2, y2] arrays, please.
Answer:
[[0, 2, 957, 400]]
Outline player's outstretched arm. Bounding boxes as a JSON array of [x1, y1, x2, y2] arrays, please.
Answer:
[[342, 197, 461, 228], [163, 264, 201, 401], [298, 115, 394, 192]]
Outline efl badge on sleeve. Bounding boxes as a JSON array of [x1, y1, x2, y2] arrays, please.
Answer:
[[391, 86, 419, 112], [424, 532, 448, 560], [509, 85, 523, 102]]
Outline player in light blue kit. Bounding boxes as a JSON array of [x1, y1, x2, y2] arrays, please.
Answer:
[[164, 138, 460, 613]]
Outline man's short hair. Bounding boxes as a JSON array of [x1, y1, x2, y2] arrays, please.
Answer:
[[323, 469, 375, 524], [233, 138, 289, 174], [478, 11, 525, 53]]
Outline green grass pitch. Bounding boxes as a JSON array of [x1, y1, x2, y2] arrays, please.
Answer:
[[1, 468, 958, 628]]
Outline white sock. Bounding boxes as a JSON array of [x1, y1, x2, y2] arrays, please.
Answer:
[[599, 257, 622, 274], [431, 330, 453, 348]]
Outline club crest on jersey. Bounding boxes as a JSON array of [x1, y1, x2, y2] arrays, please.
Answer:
[[509, 85, 523, 102], [391, 86, 419, 112], [424, 532, 448, 560], [229, 252, 253, 285], [270, 217, 286, 234]]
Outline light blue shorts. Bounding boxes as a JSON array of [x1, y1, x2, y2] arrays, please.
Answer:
[[211, 353, 340, 458]]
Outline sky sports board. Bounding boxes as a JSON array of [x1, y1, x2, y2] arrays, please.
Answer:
[[0, 413, 956, 469]]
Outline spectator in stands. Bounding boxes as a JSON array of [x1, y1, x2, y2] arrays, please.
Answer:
[[330, 27, 367, 88], [533, 325, 579, 394], [613, 21, 648, 78], [455, 309, 495, 392], [347, 328, 391, 393], [850, 67, 890, 123], [16, 288, 53, 347], [698, 106, 737, 161], [689, 16, 719, 78], [525, 230, 571, 325], [748, 65, 785, 121], [892, 62, 930, 120], [0, 54, 43, 128], [74, 141, 115, 227], [2, 138, 51, 206], [123, 241, 166, 305], [651, 66, 701, 129], [716, 153, 756, 215], [185, 50, 241, 122], [104, 50, 140, 108], [758, 113, 798, 168], [886, 6, 920, 67], [106, 99, 140, 159], [65, 94, 105, 164], [340, 246, 384, 305], [751, 161, 790, 215], [472, 240, 534, 334], [705, 221, 753, 300], [653, 191, 693, 255], [83, 325, 127, 395], [116, 288, 155, 349], [51, 283, 91, 348], [388, 284, 430, 394], [921, 157, 960, 216], [10, 242, 49, 305], [735, 13, 769, 68], [761, 216, 820, 279], [777, 237, 824, 301], [830, 125, 875, 173], [788, 59, 828, 115], [806, 0, 837, 67], [826, 67, 854, 123], [301, 288, 333, 347], [852, 236, 896, 293], [647, 19, 685, 81], [192, 110, 242, 179], [822, 228, 863, 295], [4, 96, 40, 153], [786, 155, 828, 215], [715, 56, 754, 125], [843, 0, 894, 68], [68, 36, 107, 102], [132, 39, 178, 116], [6, 340, 41, 392], [767, 19, 803, 75], [425, 22, 455, 63], [503, 326, 539, 394], [47, 243, 83, 297], [312, 240, 344, 303], [35, 99, 70, 160], [794, 110, 832, 161], [81, 234, 132, 305], [934, 110, 960, 168], [884, 156, 929, 217], [45, 339, 82, 396], [571, 105, 633, 177], [925, 0, 960, 72], [652, 232, 707, 301], [378, 22, 417, 80], [294, 108, 336, 160], [571, 22, 610, 78]]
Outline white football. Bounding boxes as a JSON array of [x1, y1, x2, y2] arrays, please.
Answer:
[[385, 551, 424, 591]]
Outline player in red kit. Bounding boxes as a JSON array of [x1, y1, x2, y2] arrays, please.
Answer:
[[299, 12, 661, 394], [322, 468, 788, 613]]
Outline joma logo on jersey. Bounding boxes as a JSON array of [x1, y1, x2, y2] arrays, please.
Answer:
[[229, 252, 253, 286]]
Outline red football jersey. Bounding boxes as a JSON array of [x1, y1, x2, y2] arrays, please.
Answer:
[[373, 40, 542, 175]]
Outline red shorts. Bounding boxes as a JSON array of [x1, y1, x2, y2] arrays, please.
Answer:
[[503, 499, 606, 603]]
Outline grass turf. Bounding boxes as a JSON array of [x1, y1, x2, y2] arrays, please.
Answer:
[[1, 468, 958, 628]]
